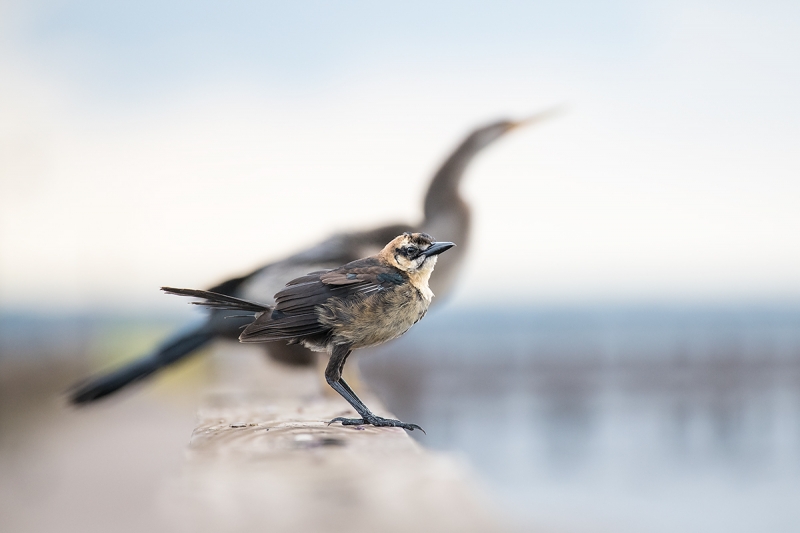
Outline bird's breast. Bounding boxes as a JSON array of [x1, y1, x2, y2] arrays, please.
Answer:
[[317, 285, 430, 349]]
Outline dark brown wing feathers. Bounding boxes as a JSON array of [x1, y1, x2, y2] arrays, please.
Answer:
[[238, 257, 408, 343], [241, 311, 323, 341]]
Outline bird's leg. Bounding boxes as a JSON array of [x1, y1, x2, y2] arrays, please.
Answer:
[[324, 345, 424, 433], [328, 378, 425, 434]]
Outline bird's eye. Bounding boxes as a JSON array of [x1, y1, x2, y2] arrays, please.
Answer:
[[406, 246, 419, 257]]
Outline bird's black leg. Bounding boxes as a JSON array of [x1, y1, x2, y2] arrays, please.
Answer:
[[327, 378, 425, 434], [324, 344, 424, 433]]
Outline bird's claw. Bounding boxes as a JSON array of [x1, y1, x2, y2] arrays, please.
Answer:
[[328, 416, 425, 434]]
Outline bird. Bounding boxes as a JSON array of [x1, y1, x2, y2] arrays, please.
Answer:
[[69, 110, 557, 405], [162, 232, 454, 432]]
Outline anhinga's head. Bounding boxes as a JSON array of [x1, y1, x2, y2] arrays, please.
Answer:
[[467, 121, 519, 151], [467, 107, 566, 152], [380, 233, 455, 274]]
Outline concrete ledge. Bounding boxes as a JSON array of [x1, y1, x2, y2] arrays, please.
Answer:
[[164, 344, 508, 533]]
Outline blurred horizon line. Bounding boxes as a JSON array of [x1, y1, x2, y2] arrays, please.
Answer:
[[3, 299, 800, 324]]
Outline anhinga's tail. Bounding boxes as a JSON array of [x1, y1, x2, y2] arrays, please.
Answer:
[[69, 289, 269, 405], [69, 326, 215, 404]]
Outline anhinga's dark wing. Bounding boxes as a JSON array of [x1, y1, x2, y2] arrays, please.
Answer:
[[238, 258, 407, 343]]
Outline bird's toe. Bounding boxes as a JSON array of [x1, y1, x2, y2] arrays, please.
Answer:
[[328, 416, 365, 426], [328, 415, 425, 433], [367, 415, 426, 434]]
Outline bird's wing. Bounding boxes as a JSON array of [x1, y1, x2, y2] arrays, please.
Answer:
[[276, 258, 405, 311], [238, 258, 407, 343]]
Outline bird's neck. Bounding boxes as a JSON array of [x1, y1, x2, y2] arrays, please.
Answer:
[[422, 139, 476, 224], [407, 258, 436, 302]]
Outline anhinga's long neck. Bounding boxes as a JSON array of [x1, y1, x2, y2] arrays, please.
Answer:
[[422, 135, 482, 225], [419, 132, 490, 299]]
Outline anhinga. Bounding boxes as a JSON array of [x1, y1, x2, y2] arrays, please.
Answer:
[[70, 111, 556, 404]]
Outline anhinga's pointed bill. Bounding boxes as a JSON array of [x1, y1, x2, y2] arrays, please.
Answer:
[[422, 241, 456, 257], [511, 105, 567, 129]]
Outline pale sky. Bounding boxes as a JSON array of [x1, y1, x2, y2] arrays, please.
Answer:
[[1, 1, 799, 311]]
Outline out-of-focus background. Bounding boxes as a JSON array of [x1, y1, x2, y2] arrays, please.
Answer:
[[1, 2, 799, 532]]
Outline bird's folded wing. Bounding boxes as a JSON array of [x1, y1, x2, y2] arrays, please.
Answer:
[[238, 258, 407, 342]]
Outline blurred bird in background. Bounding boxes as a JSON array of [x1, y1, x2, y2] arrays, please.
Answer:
[[69, 110, 558, 404]]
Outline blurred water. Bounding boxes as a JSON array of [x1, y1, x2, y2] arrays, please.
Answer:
[[362, 306, 800, 533]]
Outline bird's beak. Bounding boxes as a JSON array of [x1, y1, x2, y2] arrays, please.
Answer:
[[510, 105, 567, 130], [422, 242, 456, 257]]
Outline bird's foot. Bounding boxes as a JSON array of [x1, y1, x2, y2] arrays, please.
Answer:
[[328, 415, 425, 434]]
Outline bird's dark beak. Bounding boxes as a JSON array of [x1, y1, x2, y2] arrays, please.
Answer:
[[422, 242, 455, 257]]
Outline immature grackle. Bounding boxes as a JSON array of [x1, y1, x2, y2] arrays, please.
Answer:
[[163, 233, 454, 432], [70, 111, 556, 404]]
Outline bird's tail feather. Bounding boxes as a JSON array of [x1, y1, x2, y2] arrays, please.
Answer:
[[161, 287, 271, 313], [69, 326, 215, 404]]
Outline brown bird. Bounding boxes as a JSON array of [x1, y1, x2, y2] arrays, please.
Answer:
[[70, 111, 556, 405], [163, 233, 454, 432]]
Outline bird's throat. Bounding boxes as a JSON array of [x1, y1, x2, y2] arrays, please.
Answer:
[[408, 258, 436, 302]]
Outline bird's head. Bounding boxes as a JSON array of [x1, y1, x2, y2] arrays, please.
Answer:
[[380, 232, 455, 273], [467, 120, 518, 150], [467, 107, 566, 151]]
